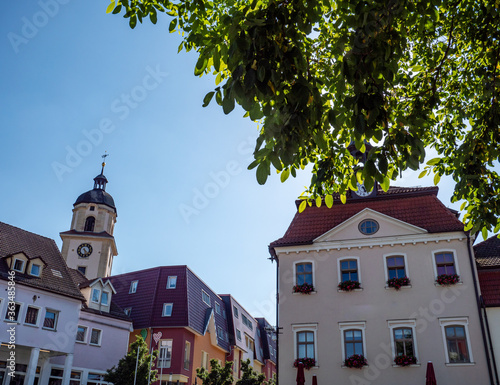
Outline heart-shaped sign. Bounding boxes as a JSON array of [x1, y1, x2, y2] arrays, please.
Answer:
[[153, 331, 163, 344]]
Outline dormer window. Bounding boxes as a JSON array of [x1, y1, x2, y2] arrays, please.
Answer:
[[129, 280, 138, 294], [101, 292, 109, 306], [84, 216, 95, 232], [13, 259, 25, 273], [30, 264, 41, 277], [91, 288, 101, 303]]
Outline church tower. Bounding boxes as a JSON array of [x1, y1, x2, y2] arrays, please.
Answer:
[[60, 157, 118, 279]]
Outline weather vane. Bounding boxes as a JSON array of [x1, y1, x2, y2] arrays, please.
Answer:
[[101, 151, 109, 173]]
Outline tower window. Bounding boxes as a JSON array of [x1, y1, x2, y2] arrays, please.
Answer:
[[89, 206, 95, 211], [84, 217, 95, 232]]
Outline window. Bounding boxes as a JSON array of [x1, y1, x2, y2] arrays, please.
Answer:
[[388, 320, 418, 362], [5, 303, 21, 323], [339, 259, 359, 282], [30, 264, 41, 277], [295, 262, 313, 286], [69, 371, 82, 385], [202, 290, 210, 305], [344, 330, 363, 357], [184, 341, 191, 370], [233, 305, 239, 318], [297, 331, 315, 359], [24, 306, 39, 326], [77, 266, 87, 276], [435, 252, 457, 275], [245, 335, 255, 352], [162, 303, 173, 317], [359, 219, 379, 235], [5, 303, 21, 322], [101, 292, 109, 306], [76, 326, 88, 343], [84, 216, 95, 232], [217, 326, 224, 340], [88, 372, 108, 385], [215, 302, 221, 314], [386, 256, 407, 279], [394, 328, 414, 356], [129, 280, 138, 294], [89, 206, 95, 211], [167, 276, 177, 289], [236, 329, 242, 341], [90, 328, 102, 346], [124, 308, 132, 316], [50, 368, 64, 385], [91, 288, 101, 303], [439, 318, 473, 364], [158, 340, 172, 369], [242, 314, 254, 330], [43, 309, 58, 330], [201, 351, 209, 369], [339, 322, 366, 361], [13, 259, 25, 272]]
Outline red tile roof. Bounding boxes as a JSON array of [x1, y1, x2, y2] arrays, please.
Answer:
[[478, 270, 500, 307], [269, 186, 464, 255], [474, 235, 500, 269]]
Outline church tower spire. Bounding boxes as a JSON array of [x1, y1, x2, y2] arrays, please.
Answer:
[[60, 154, 118, 279]]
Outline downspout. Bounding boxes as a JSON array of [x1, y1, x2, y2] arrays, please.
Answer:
[[275, 255, 279, 385], [467, 233, 495, 385], [481, 295, 500, 385]]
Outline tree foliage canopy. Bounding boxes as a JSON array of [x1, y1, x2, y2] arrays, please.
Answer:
[[104, 335, 158, 385], [109, 0, 500, 238]]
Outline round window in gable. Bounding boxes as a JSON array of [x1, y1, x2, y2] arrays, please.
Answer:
[[359, 219, 379, 235]]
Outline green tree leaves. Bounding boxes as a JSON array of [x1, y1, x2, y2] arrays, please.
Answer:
[[110, 0, 500, 238]]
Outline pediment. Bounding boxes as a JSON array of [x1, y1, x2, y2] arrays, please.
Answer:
[[314, 208, 428, 243]]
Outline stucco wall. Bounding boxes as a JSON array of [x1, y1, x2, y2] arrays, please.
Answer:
[[278, 236, 490, 385]]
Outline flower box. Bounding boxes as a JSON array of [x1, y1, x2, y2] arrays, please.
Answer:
[[394, 355, 417, 367], [436, 274, 460, 285], [338, 280, 361, 292], [293, 283, 315, 294], [294, 358, 316, 370], [387, 277, 410, 290], [344, 354, 367, 369]]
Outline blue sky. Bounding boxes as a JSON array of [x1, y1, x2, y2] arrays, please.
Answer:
[[0, 1, 470, 323]]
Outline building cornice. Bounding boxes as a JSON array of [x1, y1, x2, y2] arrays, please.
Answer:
[[274, 231, 467, 256]]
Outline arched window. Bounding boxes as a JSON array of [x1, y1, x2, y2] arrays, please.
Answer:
[[84, 216, 95, 232]]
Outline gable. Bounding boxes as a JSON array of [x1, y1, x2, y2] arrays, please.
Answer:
[[314, 208, 428, 243]]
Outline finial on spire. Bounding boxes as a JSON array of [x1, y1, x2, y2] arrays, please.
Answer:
[[101, 152, 109, 174]]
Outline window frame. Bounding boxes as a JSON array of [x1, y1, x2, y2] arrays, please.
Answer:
[[4, 302, 22, 323], [339, 321, 366, 362], [337, 257, 361, 284], [158, 339, 173, 369], [359, 219, 379, 235], [162, 303, 173, 317], [91, 288, 101, 304], [293, 260, 315, 287], [42, 309, 59, 331], [129, 280, 138, 294], [124, 307, 132, 316], [215, 302, 221, 315], [388, 320, 418, 363], [432, 250, 460, 279], [236, 329, 242, 341], [439, 318, 474, 365], [84, 216, 96, 232], [90, 328, 102, 346], [76, 325, 88, 343], [29, 263, 41, 277], [233, 305, 239, 318], [77, 266, 87, 276], [292, 323, 318, 365], [184, 341, 191, 371], [24, 305, 41, 327], [166, 276, 177, 289], [101, 291, 109, 306], [383, 253, 410, 282], [12, 258, 25, 273], [202, 290, 210, 306], [201, 350, 209, 369]]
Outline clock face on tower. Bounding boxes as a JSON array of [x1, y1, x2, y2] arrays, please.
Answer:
[[77, 243, 93, 258], [354, 182, 371, 197]]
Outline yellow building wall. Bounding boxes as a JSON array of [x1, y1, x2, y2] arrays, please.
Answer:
[[191, 332, 228, 381]]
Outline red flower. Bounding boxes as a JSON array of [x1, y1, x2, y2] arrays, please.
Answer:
[[293, 283, 315, 294], [294, 358, 316, 369], [436, 274, 460, 285], [387, 277, 410, 290], [394, 355, 417, 366], [344, 354, 367, 369], [338, 280, 361, 292]]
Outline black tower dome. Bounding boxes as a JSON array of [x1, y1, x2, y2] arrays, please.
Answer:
[[74, 161, 116, 212]]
